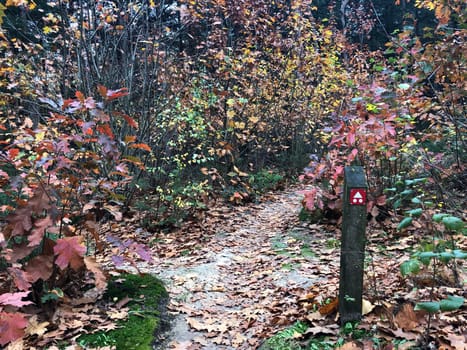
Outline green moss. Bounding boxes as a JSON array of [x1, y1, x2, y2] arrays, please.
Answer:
[[78, 273, 168, 350]]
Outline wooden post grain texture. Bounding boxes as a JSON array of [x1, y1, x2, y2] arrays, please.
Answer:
[[339, 166, 368, 325]]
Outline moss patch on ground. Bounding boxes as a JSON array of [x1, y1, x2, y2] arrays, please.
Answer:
[[78, 273, 169, 350]]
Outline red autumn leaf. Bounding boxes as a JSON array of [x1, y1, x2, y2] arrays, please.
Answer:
[[302, 188, 320, 211], [0, 292, 32, 307], [122, 114, 138, 129], [63, 99, 82, 112], [329, 135, 345, 147], [28, 216, 53, 247], [97, 124, 114, 138], [8, 148, 19, 160], [97, 84, 108, 98], [54, 236, 86, 271], [0, 312, 29, 346], [75, 90, 85, 102], [346, 131, 356, 146], [106, 87, 129, 100], [332, 165, 344, 182], [129, 143, 151, 152], [8, 267, 32, 291]]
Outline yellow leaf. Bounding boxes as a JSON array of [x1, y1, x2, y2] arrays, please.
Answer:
[[227, 109, 235, 118], [234, 122, 245, 129], [233, 165, 248, 177], [35, 131, 45, 141], [0, 4, 6, 26], [6, 0, 28, 6], [362, 298, 375, 315], [248, 116, 259, 123]]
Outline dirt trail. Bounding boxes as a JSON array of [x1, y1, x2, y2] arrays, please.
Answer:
[[138, 186, 338, 349]]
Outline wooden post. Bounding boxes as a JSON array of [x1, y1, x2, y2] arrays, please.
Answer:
[[339, 166, 367, 325]]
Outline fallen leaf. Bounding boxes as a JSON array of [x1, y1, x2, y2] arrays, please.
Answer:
[[5, 339, 24, 350], [0, 312, 28, 346], [319, 297, 338, 315], [392, 328, 419, 340], [193, 336, 208, 346], [231, 332, 247, 346], [306, 311, 326, 321], [394, 303, 419, 330], [107, 309, 129, 320], [25, 315, 49, 337], [303, 325, 337, 336], [54, 236, 85, 271], [84, 257, 107, 290], [446, 333, 467, 350], [362, 299, 375, 316], [0, 292, 33, 307]]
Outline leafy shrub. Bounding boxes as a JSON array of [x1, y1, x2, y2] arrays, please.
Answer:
[[0, 89, 152, 346]]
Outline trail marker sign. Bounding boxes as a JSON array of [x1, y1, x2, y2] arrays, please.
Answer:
[[350, 188, 366, 205], [339, 166, 368, 325]]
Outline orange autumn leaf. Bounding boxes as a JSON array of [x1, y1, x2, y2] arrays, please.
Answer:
[[124, 135, 137, 143], [97, 85, 107, 98], [319, 297, 338, 315], [129, 143, 151, 152]]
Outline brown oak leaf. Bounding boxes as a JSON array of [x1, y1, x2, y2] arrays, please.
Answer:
[[53, 236, 85, 271]]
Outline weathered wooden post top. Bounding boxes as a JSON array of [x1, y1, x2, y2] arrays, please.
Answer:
[[339, 166, 368, 325]]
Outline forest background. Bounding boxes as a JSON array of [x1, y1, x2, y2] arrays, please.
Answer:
[[0, 0, 465, 348]]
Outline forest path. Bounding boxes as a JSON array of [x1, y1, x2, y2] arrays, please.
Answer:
[[138, 186, 340, 349]]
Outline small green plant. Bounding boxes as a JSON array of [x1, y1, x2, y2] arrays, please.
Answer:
[[395, 181, 466, 345], [325, 238, 340, 249], [249, 169, 284, 193], [399, 212, 466, 285], [384, 176, 431, 213], [260, 321, 308, 350]]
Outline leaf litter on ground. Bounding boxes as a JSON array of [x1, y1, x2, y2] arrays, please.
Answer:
[[17, 185, 466, 349]]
